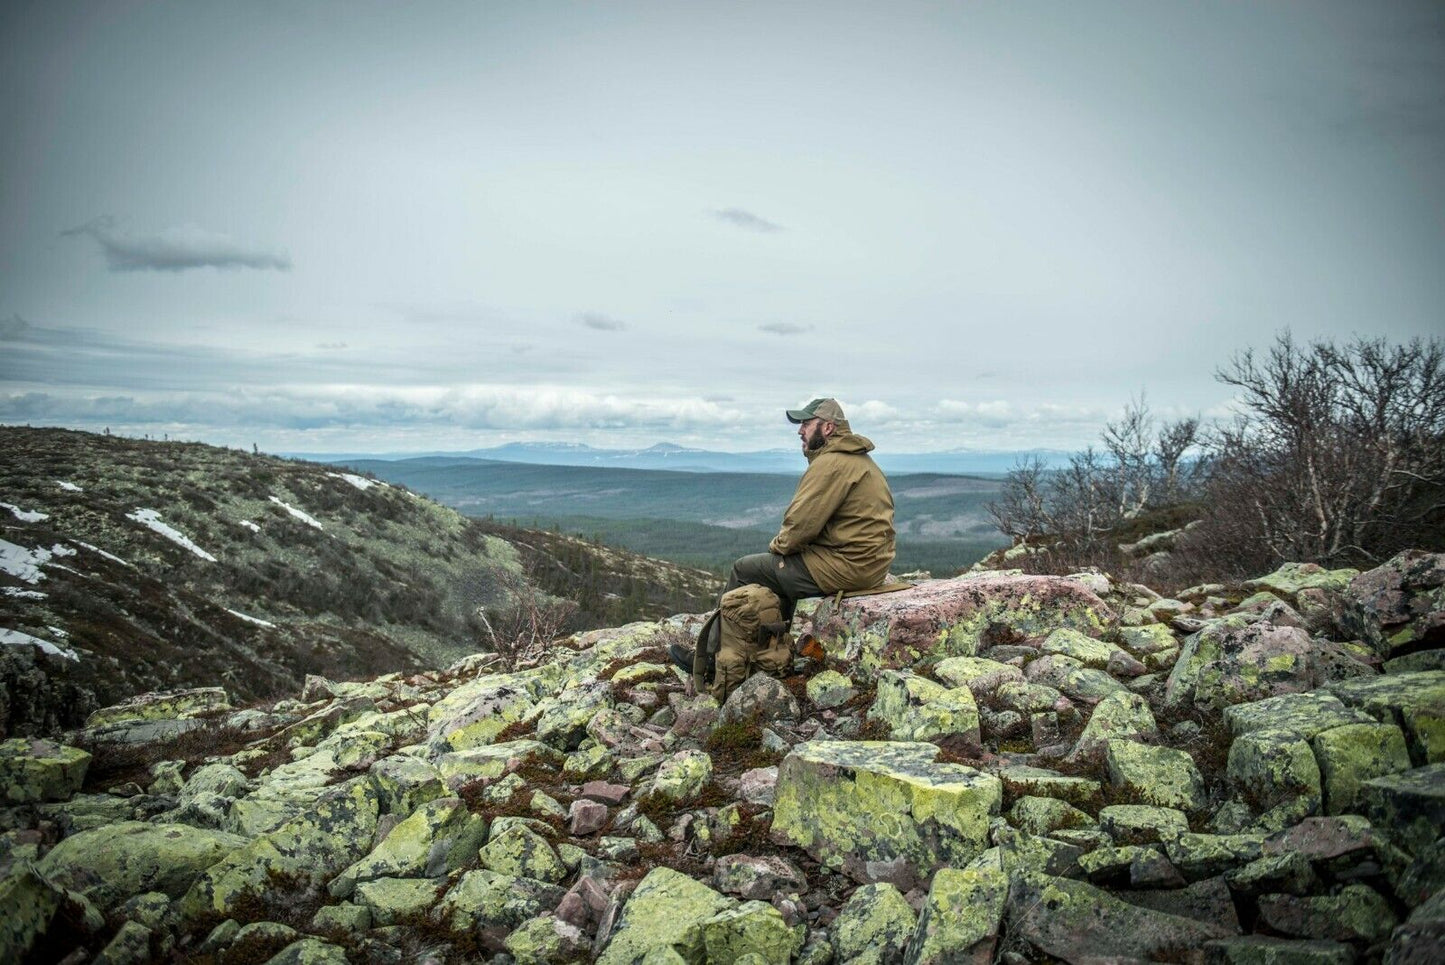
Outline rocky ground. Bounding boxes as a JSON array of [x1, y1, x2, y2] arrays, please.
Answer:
[[2, 550, 1443, 964]]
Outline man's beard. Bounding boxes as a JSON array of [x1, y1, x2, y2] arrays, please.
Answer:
[[804, 425, 827, 451]]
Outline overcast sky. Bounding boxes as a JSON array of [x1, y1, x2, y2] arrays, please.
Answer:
[[2, 0, 1441, 454]]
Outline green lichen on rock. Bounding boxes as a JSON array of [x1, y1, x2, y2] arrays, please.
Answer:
[[596, 867, 733, 965], [699, 900, 799, 965], [1226, 729, 1322, 831], [1069, 690, 1157, 761], [367, 755, 446, 816], [1008, 796, 1096, 836], [0, 738, 91, 804], [478, 824, 568, 883], [648, 750, 713, 803], [1164, 832, 1266, 878], [805, 669, 855, 709], [354, 876, 440, 926], [1326, 670, 1445, 766], [1098, 804, 1189, 845], [1116, 623, 1178, 656], [432, 740, 564, 786], [178, 778, 380, 921], [932, 656, 1022, 695], [37, 821, 246, 910], [1041, 627, 1125, 669], [1245, 563, 1359, 601], [1310, 722, 1412, 815], [1224, 692, 1373, 741], [771, 741, 1001, 887], [433, 869, 564, 931], [831, 882, 916, 964], [330, 796, 485, 897], [503, 914, 590, 964], [997, 765, 1101, 807], [1360, 762, 1445, 854], [265, 937, 351, 964], [86, 687, 231, 728], [868, 670, 980, 743], [905, 864, 1007, 965], [1105, 740, 1206, 812]]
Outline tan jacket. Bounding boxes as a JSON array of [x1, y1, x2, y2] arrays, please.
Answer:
[[769, 425, 896, 593]]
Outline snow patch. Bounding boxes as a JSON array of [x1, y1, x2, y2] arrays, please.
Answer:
[[225, 608, 276, 628], [268, 496, 324, 530], [239, 520, 261, 533], [48, 625, 69, 639], [328, 472, 382, 492], [55, 480, 83, 492], [75, 540, 133, 567], [0, 540, 53, 584], [0, 628, 79, 662], [126, 509, 217, 562], [3, 587, 46, 600], [2, 502, 49, 523]]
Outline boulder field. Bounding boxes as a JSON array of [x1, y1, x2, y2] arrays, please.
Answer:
[[2, 550, 1443, 964]]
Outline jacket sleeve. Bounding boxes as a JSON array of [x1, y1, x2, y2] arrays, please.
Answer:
[[769, 455, 855, 556]]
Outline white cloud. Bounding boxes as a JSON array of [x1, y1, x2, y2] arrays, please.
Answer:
[[579, 312, 626, 331]]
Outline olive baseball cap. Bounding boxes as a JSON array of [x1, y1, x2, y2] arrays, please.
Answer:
[[785, 397, 846, 424]]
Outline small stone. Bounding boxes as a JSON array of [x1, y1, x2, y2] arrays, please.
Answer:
[[1105, 740, 1207, 811], [1099, 805, 1189, 846], [805, 669, 855, 709], [568, 799, 609, 836], [1007, 796, 1095, 837], [581, 781, 631, 805], [713, 854, 807, 901], [478, 825, 568, 883], [0, 738, 91, 804]]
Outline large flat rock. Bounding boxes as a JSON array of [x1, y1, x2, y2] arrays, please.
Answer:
[[808, 574, 1113, 678]]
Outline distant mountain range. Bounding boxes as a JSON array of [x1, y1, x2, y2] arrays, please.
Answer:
[[285, 441, 1071, 476]]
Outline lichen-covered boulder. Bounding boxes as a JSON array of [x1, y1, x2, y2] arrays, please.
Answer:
[[868, 670, 980, 744], [1202, 936, 1354, 965], [1326, 671, 1445, 766], [712, 855, 807, 901], [1105, 740, 1206, 812], [1226, 729, 1322, 831], [596, 867, 733, 965], [85, 687, 231, 727], [1164, 832, 1266, 879], [504, 914, 591, 964], [932, 656, 1023, 696], [1361, 763, 1445, 854], [1224, 691, 1375, 742], [771, 741, 1002, 888], [367, 754, 447, 816], [433, 869, 566, 932], [831, 882, 916, 965], [330, 796, 486, 897], [1006, 874, 1231, 961], [1311, 722, 1412, 815], [1257, 884, 1398, 943], [534, 681, 615, 750], [354, 876, 439, 926], [648, 750, 713, 803], [1040, 627, 1127, 669], [1098, 804, 1190, 846], [178, 778, 380, 921], [808, 573, 1112, 679], [1069, 690, 1157, 761], [36, 821, 245, 910], [805, 669, 855, 709], [1023, 653, 1126, 703], [699, 900, 799, 965], [719, 674, 801, 727], [264, 937, 350, 964], [433, 740, 564, 787], [1007, 796, 1095, 837], [1166, 617, 1367, 711], [1339, 550, 1445, 659], [997, 765, 1101, 807], [427, 676, 538, 754], [904, 863, 1008, 965], [0, 738, 91, 804], [1246, 563, 1360, 602], [479, 824, 568, 883]]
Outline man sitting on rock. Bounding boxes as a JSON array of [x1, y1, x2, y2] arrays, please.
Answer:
[[672, 397, 897, 700]]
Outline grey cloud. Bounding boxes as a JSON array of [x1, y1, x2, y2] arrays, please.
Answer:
[[758, 322, 811, 336], [712, 208, 784, 233], [579, 312, 626, 331], [61, 217, 291, 272], [315, 342, 348, 350], [0, 314, 29, 339]]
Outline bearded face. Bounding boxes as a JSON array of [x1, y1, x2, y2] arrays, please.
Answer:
[[800, 419, 830, 452]]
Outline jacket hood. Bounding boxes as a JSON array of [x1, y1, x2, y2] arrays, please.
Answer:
[[805, 424, 876, 462]]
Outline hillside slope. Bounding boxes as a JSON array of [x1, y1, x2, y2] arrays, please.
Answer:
[[0, 428, 716, 736]]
